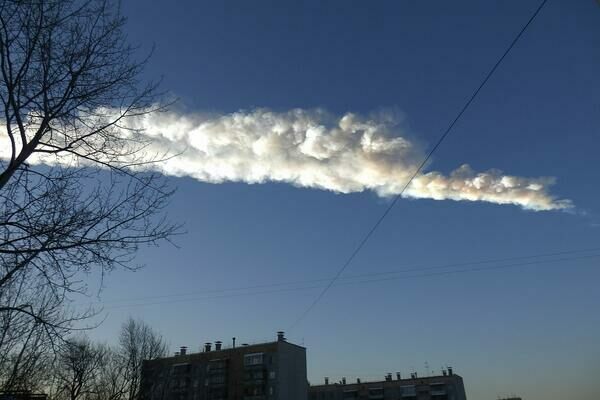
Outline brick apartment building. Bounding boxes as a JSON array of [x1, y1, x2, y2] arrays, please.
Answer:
[[309, 368, 467, 400], [140, 332, 307, 400]]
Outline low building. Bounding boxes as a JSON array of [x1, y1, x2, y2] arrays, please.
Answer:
[[140, 331, 307, 400], [309, 368, 467, 400], [0, 392, 47, 400]]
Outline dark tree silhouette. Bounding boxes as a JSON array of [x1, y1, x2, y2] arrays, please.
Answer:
[[118, 318, 168, 400], [0, 0, 179, 389], [52, 338, 108, 400]]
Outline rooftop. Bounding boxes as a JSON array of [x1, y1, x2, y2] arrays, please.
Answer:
[[310, 370, 462, 389]]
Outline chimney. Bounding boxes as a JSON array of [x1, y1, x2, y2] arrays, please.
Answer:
[[442, 369, 447, 376], [342, 377, 346, 385], [356, 378, 361, 384], [396, 372, 401, 381], [204, 342, 212, 352], [179, 346, 187, 356], [386, 373, 392, 382], [448, 367, 453, 376], [215, 341, 222, 351], [277, 331, 286, 342], [232, 337, 236, 348], [324, 377, 329, 385]]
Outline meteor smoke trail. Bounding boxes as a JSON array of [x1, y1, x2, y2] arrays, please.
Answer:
[[0, 108, 572, 211]]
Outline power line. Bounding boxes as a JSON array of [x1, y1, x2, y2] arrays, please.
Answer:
[[287, 0, 550, 331], [101, 250, 598, 310], [101, 246, 600, 304]]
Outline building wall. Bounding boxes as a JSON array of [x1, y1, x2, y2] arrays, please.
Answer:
[[276, 341, 307, 400], [140, 339, 307, 400], [309, 373, 467, 400]]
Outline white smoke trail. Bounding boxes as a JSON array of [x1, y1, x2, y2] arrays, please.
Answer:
[[0, 108, 572, 211]]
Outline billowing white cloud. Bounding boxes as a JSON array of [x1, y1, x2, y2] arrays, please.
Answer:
[[0, 108, 572, 211]]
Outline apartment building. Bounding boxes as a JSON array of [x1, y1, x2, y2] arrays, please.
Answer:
[[140, 332, 307, 400], [309, 368, 467, 400]]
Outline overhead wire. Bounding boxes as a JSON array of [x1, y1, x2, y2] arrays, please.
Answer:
[[287, 0, 551, 331], [101, 249, 597, 310], [100, 245, 600, 304]]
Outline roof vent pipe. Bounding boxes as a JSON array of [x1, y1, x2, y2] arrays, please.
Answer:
[[324, 377, 329, 385], [215, 341, 222, 351], [180, 346, 187, 356], [396, 372, 401, 381], [204, 342, 212, 352], [277, 331, 286, 342]]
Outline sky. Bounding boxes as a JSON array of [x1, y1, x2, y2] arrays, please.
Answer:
[[81, 1, 599, 399]]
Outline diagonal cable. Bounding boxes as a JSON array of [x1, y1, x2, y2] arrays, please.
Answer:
[[288, 0, 550, 331]]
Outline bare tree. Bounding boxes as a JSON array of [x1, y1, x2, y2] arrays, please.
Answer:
[[0, 0, 179, 389], [45, 319, 167, 400], [0, 275, 69, 391], [0, 0, 165, 187], [93, 348, 129, 400], [117, 318, 168, 400], [52, 337, 108, 400]]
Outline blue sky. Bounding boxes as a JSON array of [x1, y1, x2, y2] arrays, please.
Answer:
[[87, 1, 599, 399]]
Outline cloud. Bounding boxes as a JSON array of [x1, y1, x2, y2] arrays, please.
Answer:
[[1, 108, 572, 211]]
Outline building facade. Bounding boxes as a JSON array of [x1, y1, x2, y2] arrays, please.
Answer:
[[140, 332, 307, 400], [309, 369, 467, 400]]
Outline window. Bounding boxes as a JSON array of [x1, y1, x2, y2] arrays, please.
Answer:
[[172, 363, 191, 375], [430, 383, 448, 399], [401, 385, 416, 397], [368, 387, 384, 399], [244, 352, 264, 366], [244, 369, 265, 381], [208, 359, 227, 371], [208, 374, 226, 384]]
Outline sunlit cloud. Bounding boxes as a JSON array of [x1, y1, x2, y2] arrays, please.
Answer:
[[0, 108, 572, 211]]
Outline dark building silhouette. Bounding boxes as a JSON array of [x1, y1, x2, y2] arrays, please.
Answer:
[[0, 392, 47, 400], [140, 332, 306, 400], [309, 369, 467, 400]]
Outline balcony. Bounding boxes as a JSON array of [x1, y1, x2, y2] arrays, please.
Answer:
[[430, 383, 447, 396], [368, 387, 384, 399], [244, 353, 264, 367]]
